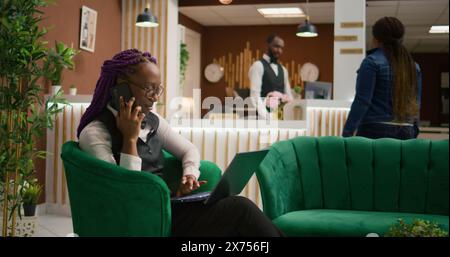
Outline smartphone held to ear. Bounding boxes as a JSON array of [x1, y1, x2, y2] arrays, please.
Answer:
[[110, 83, 134, 111]]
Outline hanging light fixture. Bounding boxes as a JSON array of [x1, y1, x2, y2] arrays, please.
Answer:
[[136, 5, 158, 27], [219, 0, 233, 4], [296, 0, 318, 37]]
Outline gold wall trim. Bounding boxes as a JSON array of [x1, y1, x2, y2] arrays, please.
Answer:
[[340, 48, 363, 54], [334, 35, 358, 41], [341, 22, 364, 28]]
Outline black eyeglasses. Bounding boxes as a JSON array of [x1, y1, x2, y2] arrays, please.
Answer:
[[126, 79, 164, 97]]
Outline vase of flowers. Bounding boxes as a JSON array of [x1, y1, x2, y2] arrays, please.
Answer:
[[265, 91, 292, 120]]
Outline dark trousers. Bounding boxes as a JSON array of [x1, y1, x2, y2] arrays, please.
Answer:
[[171, 196, 284, 237], [356, 123, 419, 140]]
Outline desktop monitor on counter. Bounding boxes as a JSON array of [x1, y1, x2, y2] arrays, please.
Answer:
[[304, 81, 333, 100]]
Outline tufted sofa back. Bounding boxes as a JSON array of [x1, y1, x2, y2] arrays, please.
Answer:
[[257, 137, 449, 220]]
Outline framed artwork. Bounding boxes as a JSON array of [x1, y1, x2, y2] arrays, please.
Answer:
[[79, 5, 97, 52]]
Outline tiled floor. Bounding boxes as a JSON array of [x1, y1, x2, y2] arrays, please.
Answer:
[[34, 214, 73, 237]]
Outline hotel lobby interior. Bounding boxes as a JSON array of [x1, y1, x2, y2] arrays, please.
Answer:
[[0, 0, 448, 238]]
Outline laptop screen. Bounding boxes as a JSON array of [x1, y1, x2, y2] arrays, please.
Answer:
[[217, 149, 269, 196]]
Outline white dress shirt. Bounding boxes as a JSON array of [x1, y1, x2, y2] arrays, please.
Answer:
[[248, 53, 293, 119], [79, 105, 201, 179]]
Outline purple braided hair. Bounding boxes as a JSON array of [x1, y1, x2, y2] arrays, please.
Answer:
[[77, 49, 157, 137]]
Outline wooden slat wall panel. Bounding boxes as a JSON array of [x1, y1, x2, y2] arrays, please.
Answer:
[[215, 41, 306, 90], [122, 0, 167, 117]]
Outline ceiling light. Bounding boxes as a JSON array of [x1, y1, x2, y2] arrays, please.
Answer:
[[296, 0, 318, 37], [219, 0, 233, 4], [429, 25, 449, 34], [136, 7, 158, 27], [296, 18, 318, 37], [257, 7, 304, 18]]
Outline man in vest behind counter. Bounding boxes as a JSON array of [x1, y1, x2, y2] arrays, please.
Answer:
[[249, 34, 293, 119]]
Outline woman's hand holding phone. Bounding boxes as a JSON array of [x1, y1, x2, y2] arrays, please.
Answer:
[[116, 96, 145, 156]]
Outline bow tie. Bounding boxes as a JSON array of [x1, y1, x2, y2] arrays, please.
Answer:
[[141, 112, 158, 138], [141, 114, 152, 130], [270, 58, 278, 64]]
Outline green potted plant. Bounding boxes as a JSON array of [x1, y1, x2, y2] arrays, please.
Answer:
[[384, 218, 448, 237], [0, 0, 67, 236], [21, 182, 42, 217], [179, 42, 189, 89], [69, 84, 77, 96], [293, 85, 303, 99], [43, 41, 78, 95]]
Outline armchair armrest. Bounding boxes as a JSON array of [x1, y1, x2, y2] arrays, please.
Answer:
[[162, 151, 222, 194], [61, 141, 172, 236]]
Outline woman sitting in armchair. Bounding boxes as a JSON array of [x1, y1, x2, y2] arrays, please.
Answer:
[[77, 49, 283, 237]]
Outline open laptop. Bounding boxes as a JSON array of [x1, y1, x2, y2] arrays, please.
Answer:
[[170, 149, 269, 205]]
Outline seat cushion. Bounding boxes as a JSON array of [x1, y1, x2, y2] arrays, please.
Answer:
[[273, 209, 449, 237]]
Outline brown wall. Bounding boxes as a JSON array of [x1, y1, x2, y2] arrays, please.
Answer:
[[200, 24, 334, 116], [412, 53, 449, 126], [36, 0, 122, 203], [39, 0, 122, 94]]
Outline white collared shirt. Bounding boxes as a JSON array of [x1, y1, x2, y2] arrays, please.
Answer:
[[248, 53, 293, 119], [79, 105, 200, 179]]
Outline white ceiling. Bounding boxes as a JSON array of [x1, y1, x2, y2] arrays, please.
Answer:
[[179, 0, 449, 53]]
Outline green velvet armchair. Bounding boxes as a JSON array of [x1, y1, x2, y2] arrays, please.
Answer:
[[61, 141, 222, 237], [256, 136, 449, 236]]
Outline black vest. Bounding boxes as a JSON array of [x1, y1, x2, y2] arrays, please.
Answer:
[[96, 108, 165, 176], [260, 58, 285, 98]]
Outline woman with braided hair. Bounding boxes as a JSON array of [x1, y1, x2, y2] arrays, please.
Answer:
[[78, 49, 283, 236], [343, 17, 422, 139]]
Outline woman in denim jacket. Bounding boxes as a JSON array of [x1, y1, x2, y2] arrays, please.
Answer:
[[343, 17, 422, 139]]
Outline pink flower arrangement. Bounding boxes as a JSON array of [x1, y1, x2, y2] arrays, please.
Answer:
[[265, 91, 293, 109]]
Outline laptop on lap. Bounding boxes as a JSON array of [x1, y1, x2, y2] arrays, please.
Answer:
[[170, 149, 269, 205]]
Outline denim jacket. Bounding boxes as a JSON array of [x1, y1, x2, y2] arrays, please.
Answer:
[[342, 48, 422, 136]]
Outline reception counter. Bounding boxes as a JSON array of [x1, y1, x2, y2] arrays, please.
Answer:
[[284, 99, 351, 136]]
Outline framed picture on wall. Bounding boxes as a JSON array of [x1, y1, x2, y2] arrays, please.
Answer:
[[79, 5, 97, 52]]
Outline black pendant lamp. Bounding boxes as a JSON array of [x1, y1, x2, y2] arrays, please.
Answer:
[[296, 0, 318, 37], [136, 6, 158, 27]]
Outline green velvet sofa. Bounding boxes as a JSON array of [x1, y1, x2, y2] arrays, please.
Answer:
[[256, 136, 449, 236], [61, 141, 222, 237]]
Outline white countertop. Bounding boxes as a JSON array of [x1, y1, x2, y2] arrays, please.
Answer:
[[169, 118, 307, 130], [290, 99, 352, 109]]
